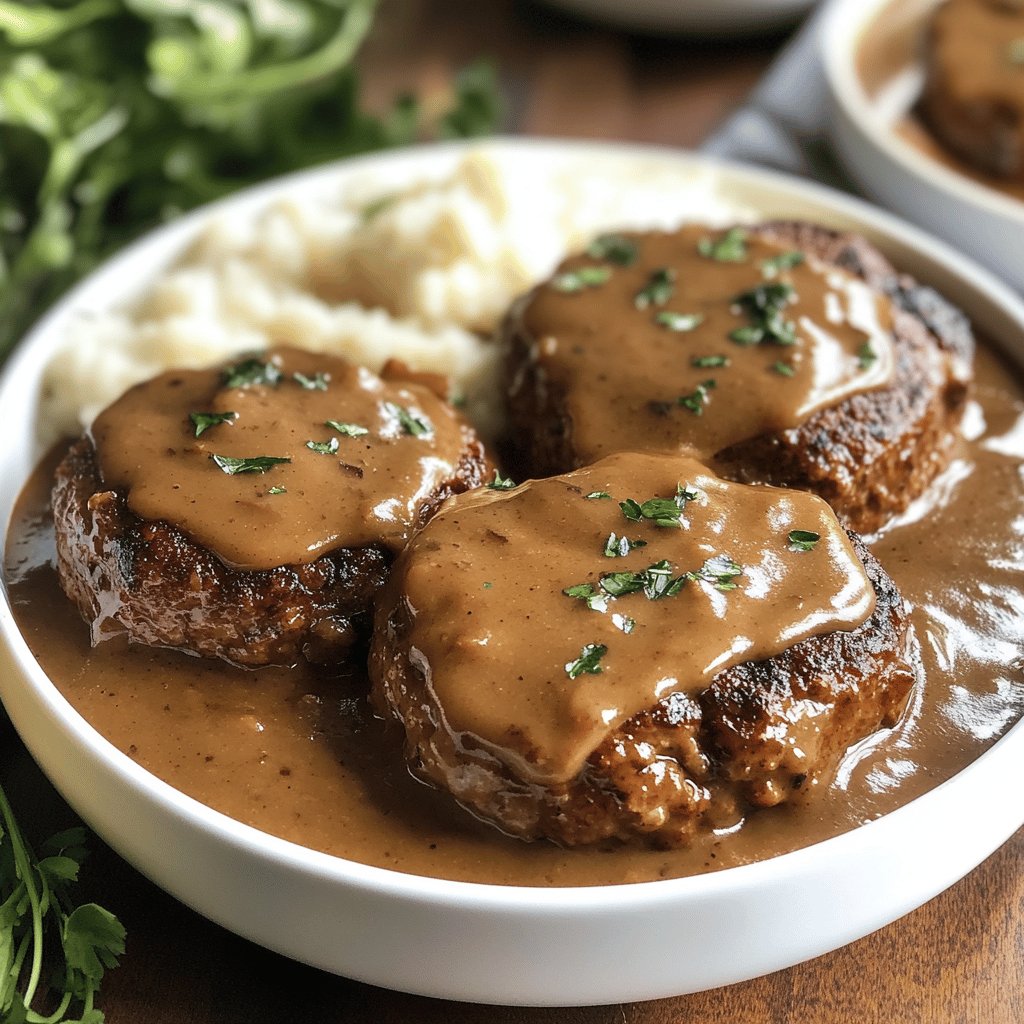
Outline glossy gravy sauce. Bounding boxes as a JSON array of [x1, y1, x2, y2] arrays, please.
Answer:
[[5, 344, 1024, 885], [857, 0, 1024, 203], [516, 226, 894, 464], [388, 452, 874, 786]]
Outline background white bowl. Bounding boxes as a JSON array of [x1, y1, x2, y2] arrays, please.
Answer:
[[539, 0, 816, 35], [823, 0, 1024, 294], [1, 140, 1023, 1006]]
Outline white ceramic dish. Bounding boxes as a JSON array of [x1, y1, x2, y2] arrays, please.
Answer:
[[1, 140, 1023, 1007], [823, 0, 1024, 294], [539, 0, 815, 35]]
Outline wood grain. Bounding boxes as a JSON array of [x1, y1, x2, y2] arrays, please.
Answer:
[[3, 1, 1023, 1021]]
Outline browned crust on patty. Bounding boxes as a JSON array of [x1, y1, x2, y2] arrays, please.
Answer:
[[501, 222, 973, 534], [54, 433, 489, 668], [370, 533, 918, 847]]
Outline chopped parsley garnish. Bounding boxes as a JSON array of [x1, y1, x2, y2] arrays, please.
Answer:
[[326, 419, 369, 437], [386, 402, 433, 437], [221, 357, 282, 389], [690, 554, 744, 590], [552, 266, 612, 293], [562, 583, 609, 612], [691, 354, 729, 368], [858, 342, 877, 370], [611, 613, 635, 634], [268, 486, 287, 495], [585, 491, 612, 500], [772, 360, 795, 377], [306, 437, 340, 454], [619, 497, 682, 528], [603, 532, 648, 558], [189, 410, 237, 437], [486, 470, 517, 490], [698, 227, 748, 263], [565, 643, 608, 679], [730, 282, 798, 347], [293, 371, 329, 391], [483, 581, 493, 589], [788, 529, 821, 552], [586, 233, 638, 266], [656, 311, 704, 332], [634, 267, 676, 310], [677, 379, 716, 415], [675, 483, 700, 508], [761, 250, 805, 277], [360, 193, 397, 222], [600, 560, 684, 600], [210, 454, 291, 475]]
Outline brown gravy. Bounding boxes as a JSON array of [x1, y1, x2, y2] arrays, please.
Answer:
[[4, 343, 1024, 886], [857, 0, 1024, 204]]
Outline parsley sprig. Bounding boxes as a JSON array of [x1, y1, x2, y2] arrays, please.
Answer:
[[620, 484, 698, 528], [698, 227, 748, 263], [0, 785, 125, 1024]]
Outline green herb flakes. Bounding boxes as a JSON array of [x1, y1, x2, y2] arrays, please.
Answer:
[[761, 250, 805, 277], [386, 402, 433, 437], [788, 529, 821, 552], [731, 282, 798, 347], [698, 227, 748, 262], [586, 233, 638, 266], [486, 470, 517, 490], [210, 454, 291, 475], [326, 419, 369, 437], [691, 354, 729, 368], [552, 266, 612, 293], [585, 491, 612, 500], [222, 358, 282, 389], [689, 554, 744, 591], [268, 486, 287, 495], [620, 492, 687, 527], [563, 583, 609, 613], [565, 643, 608, 679], [293, 371, 329, 391], [677, 379, 716, 416], [634, 268, 676, 309], [772, 361, 795, 377], [656, 311, 704, 332], [306, 438, 340, 455], [189, 410, 237, 437], [858, 342, 878, 370], [612, 613, 635, 634], [603, 532, 648, 558]]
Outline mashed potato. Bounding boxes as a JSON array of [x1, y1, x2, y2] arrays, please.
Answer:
[[42, 144, 748, 442]]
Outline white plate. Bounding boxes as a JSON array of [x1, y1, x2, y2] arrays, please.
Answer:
[[1, 140, 1023, 1007], [539, 0, 816, 35], [822, 0, 1024, 294]]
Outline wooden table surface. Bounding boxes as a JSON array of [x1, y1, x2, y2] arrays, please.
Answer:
[[3, 2, 1023, 1021]]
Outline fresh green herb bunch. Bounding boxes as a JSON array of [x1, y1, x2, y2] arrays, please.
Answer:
[[0, 784, 126, 1023], [0, 0, 502, 362]]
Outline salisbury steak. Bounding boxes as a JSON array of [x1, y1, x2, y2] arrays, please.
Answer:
[[54, 348, 490, 667], [370, 452, 917, 847], [503, 222, 972, 534], [921, 0, 1024, 181]]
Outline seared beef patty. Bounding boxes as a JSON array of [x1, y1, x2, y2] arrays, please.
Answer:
[[53, 350, 490, 667], [921, 0, 1024, 181], [369, 453, 918, 847], [502, 222, 972, 534]]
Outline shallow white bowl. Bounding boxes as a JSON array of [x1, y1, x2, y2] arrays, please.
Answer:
[[1, 140, 1023, 1007], [823, 0, 1024, 294], [539, 0, 815, 35]]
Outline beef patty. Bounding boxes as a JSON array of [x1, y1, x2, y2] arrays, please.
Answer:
[[53, 349, 490, 668], [921, 0, 1024, 181], [369, 452, 917, 847], [502, 222, 972, 534]]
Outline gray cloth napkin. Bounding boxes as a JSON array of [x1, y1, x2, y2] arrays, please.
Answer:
[[702, 1, 852, 189]]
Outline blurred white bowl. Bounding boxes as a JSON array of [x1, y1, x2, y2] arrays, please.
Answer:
[[539, 0, 816, 35], [1, 139, 1023, 1006], [823, 0, 1024, 294]]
